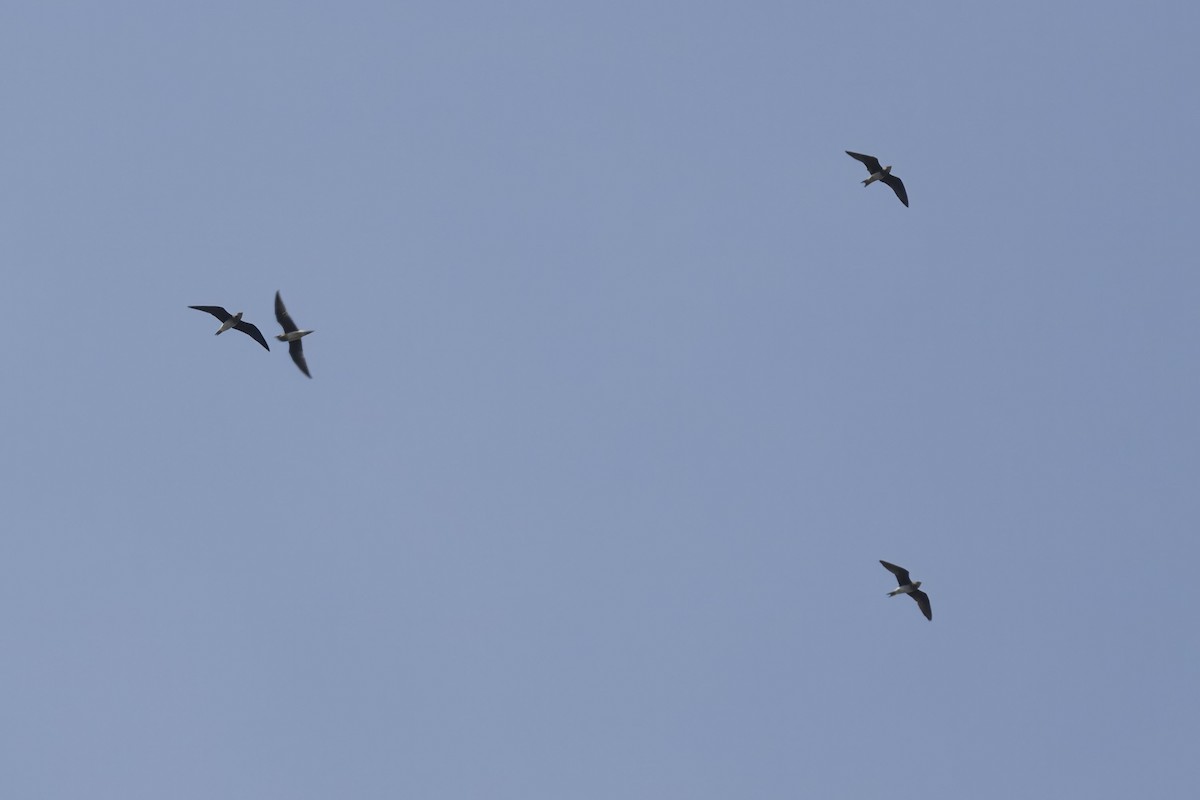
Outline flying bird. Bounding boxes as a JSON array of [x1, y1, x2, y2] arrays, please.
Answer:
[[274, 291, 313, 378], [880, 560, 931, 620], [189, 305, 270, 351], [846, 151, 909, 207]]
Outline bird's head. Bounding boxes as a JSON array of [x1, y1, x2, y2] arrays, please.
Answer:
[[911, 580, 921, 589], [883, 165, 893, 174]]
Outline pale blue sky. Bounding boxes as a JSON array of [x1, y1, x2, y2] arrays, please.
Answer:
[[3, 2, 1199, 798]]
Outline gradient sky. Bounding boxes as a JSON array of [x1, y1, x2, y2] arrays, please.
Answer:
[[3, 2, 1199, 798]]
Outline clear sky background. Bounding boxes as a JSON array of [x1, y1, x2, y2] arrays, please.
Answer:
[[2, 2, 1198, 797]]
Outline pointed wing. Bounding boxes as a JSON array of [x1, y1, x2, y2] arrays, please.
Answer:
[[846, 151, 883, 174], [288, 339, 311, 378], [189, 305, 232, 323], [275, 291, 299, 335], [234, 321, 271, 351], [910, 590, 932, 620], [880, 173, 909, 207], [880, 560, 912, 587]]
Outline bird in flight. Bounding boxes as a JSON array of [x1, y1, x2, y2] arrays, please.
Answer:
[[880, 560, 931, 620], [846, 151, 909, 207], [189, 305, 270, 351], [274, 291, 313, 378]]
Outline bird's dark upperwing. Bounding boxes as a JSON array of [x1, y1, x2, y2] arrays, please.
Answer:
[[234, 321, 271, 351], [189, 305, 232, 323], [910, 590, 932, 621], [275, 291, 299, 335], [846, 151, 883, 175], [288, 339, 311, 378], [880, 174, 909, 207], [880, 560, 912, 587]]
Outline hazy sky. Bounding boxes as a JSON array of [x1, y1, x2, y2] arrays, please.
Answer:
[[3, 3, 1199, 798]]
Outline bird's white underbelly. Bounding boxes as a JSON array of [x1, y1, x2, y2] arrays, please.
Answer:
[[865, 165, 892, 186]]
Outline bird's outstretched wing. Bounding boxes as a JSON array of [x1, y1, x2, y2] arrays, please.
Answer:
[[275, 291, 299, 335], [880, 174, 909, 207], [846, 151, 884, 174], [289, 339, 311, 378], [910, 590, 932, 621], [234, 321, 271, 351], [189, 305, 232, 323], [880, 560, 912, 587]]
